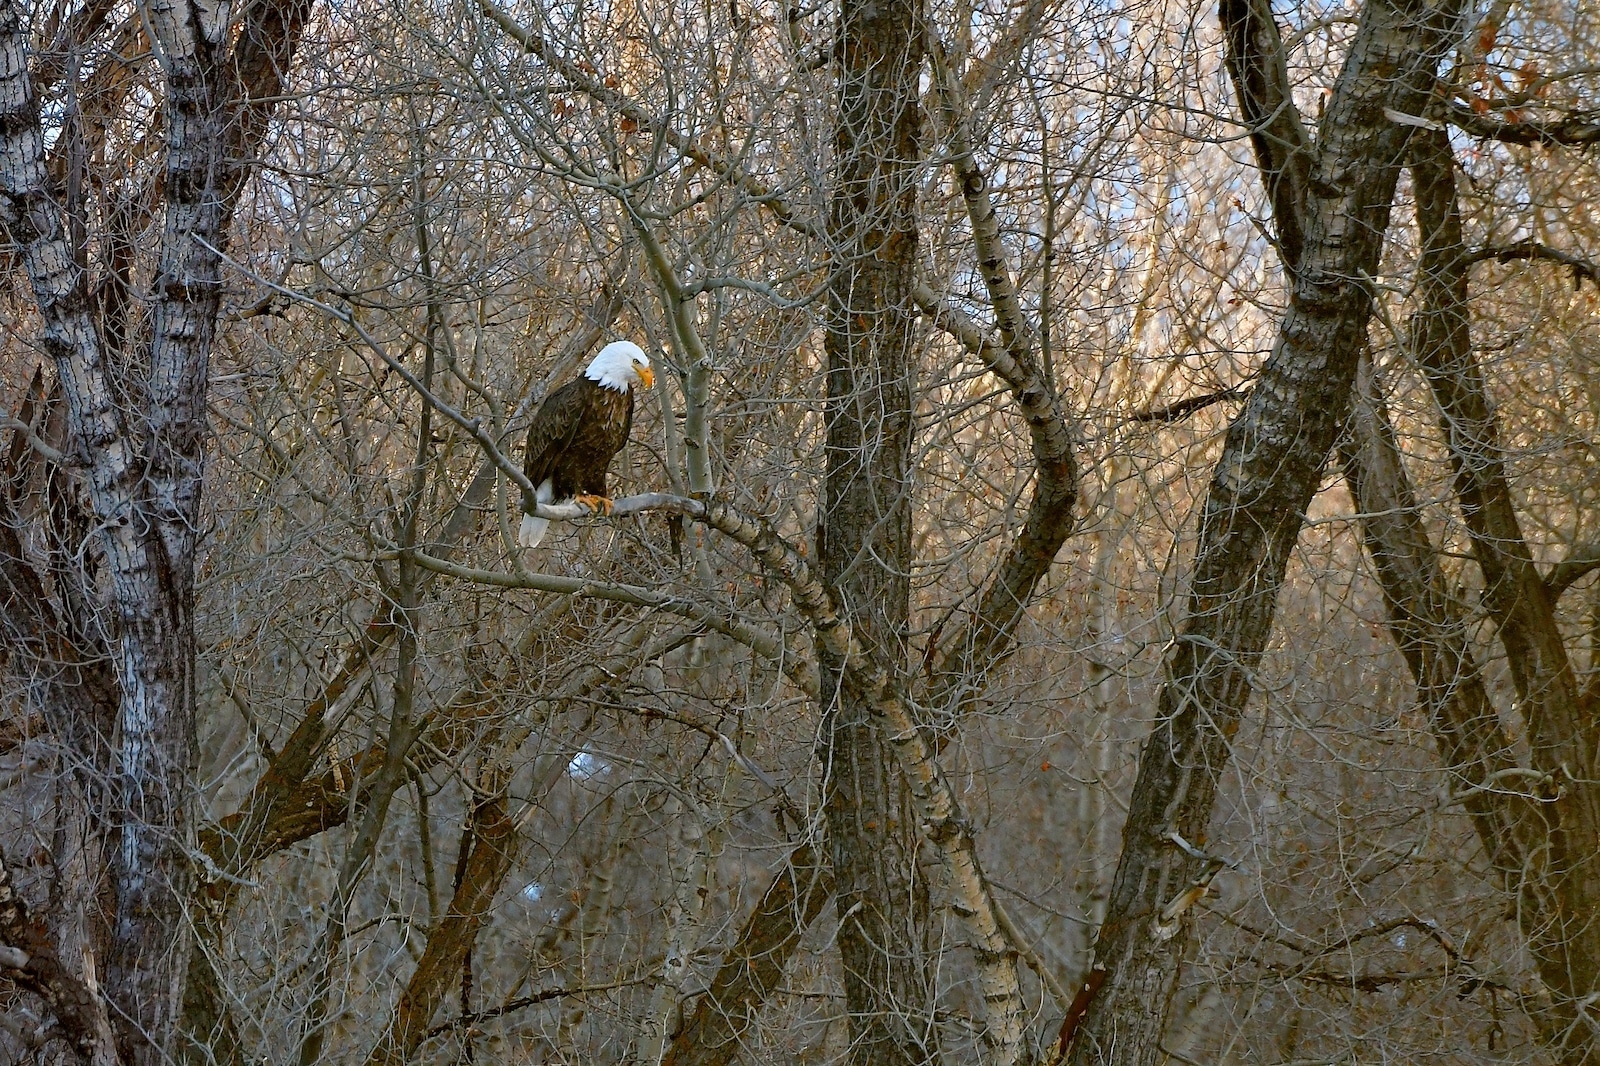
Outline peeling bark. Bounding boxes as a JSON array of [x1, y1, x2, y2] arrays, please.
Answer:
[[0, 0, 315, 1057], [0, 848, 118, 1066]]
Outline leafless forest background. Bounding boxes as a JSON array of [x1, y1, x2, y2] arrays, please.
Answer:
[[3, 0, 1599, 1062]]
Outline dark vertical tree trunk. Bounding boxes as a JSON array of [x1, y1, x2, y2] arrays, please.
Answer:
[[819, 0, 933, 1060], [1066, 0, 1463, 1061]]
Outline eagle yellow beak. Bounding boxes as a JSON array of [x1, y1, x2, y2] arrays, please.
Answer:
[[636, 364, 655, 389]]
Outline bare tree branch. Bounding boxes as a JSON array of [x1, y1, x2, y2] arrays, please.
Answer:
[[0, 848, 117, 1066], [1445, 101, 1600, 146], [1464, 240, 1600, 289], [1218, 0, 1312, 268], [923, 32, 1081, 741], [1546, 539, 1600, 599], [1071, 0, 1467, 1059], [422, 978, 655, 1041], [1124, 387, 1248, 425]]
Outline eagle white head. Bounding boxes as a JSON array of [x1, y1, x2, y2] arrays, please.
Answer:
[[585, 340, 655, 392]]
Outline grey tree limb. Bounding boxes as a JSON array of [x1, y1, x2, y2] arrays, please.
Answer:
[[923, 32, 1081, 744]]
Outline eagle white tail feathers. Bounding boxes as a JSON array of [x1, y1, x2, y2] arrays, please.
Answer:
[[518, 512, 549, 548], [519, 479, 555, 548]]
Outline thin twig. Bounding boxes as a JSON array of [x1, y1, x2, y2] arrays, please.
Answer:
[[422, 977, 656, 1039]]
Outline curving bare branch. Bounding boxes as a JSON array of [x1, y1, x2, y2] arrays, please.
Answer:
[[1218, 0, 1312, 269], [1464, 240, 1600, 290], [922, 30, 1081, 735], [1445, 102, 1600, 146]]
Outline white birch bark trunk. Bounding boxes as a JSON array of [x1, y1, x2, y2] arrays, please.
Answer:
[[0, 0, 233, 1057]]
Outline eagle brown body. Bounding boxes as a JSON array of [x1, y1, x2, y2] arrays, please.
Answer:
[[519, 340, 653, 547], [524, 377, 633, 503]]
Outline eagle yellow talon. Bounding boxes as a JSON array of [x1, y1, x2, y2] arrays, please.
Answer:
[[574, 493, 615, 516]]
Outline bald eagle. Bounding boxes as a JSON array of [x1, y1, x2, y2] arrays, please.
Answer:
[[519, 340, 655, 548]]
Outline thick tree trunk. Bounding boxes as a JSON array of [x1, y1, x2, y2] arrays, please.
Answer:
[[1065, 0, 1463, 1061], [2, 5, 205, 1054], [819, 0, 933, 1058], [1, 0, 310, 1059], [0, 849, 118, 1065], [101, 4, 234, 1052], [0, 381, 118, 837]]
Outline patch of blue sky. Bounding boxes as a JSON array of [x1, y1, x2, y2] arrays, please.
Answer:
[[567, 750, 608, 779]]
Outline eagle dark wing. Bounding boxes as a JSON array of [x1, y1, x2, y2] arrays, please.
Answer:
[[522, 377, 589, 503]]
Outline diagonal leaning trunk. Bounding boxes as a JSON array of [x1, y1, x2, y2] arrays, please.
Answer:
[[1339, 352, 1600, 1066], [1065, 0, 1464, 1061], [1401, 130, 1600, 1062]]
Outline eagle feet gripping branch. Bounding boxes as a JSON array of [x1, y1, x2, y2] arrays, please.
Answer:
[[518, 340, 654, 548]]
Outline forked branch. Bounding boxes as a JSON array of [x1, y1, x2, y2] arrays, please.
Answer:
[[923, 30, 1081, 725], [1218, 0, 1312, 269]]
